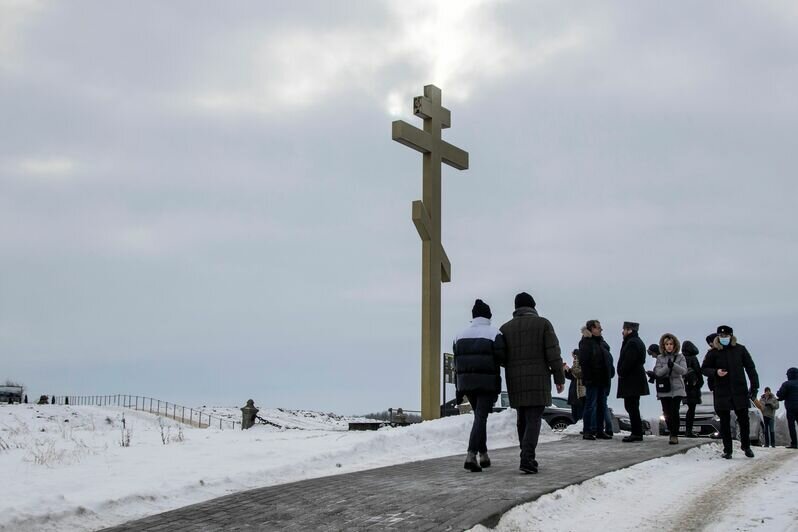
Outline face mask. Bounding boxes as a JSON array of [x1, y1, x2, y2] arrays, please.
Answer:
[[719, 336, 731, 346]]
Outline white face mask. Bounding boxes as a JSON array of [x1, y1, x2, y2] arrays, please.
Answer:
[[719, 336, 731, 346]]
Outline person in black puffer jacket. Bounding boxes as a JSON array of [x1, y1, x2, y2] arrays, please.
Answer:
[[682, 340, 704, 437], [777, 367, 798, 449], [453, 299, 506, 472]]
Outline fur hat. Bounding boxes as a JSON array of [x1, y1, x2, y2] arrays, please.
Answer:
[[623, 321, 640, 331], [682, 340, 699, 356], [717, 325, 733, 335], [514, 292, 536, 309], [471, 299, 491, 319]]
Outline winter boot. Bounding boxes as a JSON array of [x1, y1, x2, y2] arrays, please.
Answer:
[[463, 452, 482, 472], [622, 434, 643, 443], [478, 452, 491, 468], [743, 448, 755, 458], [519, 459, 538, 474], [669, 435, 678, 445]]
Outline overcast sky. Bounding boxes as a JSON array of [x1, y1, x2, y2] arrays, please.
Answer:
[[2, 1, 797, 417]]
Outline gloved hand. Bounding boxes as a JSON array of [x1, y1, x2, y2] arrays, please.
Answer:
[[667, 359, 674, 369]]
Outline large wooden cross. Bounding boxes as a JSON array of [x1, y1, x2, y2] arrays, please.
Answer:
[[392, 85, 469, 420]]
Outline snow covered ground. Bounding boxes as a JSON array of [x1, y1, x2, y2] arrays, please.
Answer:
[[3, 403, 796, 532], [0, 403, 551, 531], [470, 443, 798, 532]]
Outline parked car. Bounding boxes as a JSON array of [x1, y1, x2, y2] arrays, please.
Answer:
[[614, 414, 653, 435], [658, 391, 764, 445], [454, 393, 629, 433], [0, 386, 23, 404]]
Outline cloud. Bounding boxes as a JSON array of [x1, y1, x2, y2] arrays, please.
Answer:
[[11, 156, 77, 181], [190, 0, 585, 117]]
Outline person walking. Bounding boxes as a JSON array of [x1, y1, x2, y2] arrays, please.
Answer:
[[759, 387, 779, 448], [453, 299, 506, 472], [654, 333, 688, 444], [617, 321, 649, 442], [682, 340, 705, 437], [776, 367, 798, 449], [578, 320, 613, 440], [564, 349, 585, 422], [701, 325, 760, 459], [499, 292, 564, 474]]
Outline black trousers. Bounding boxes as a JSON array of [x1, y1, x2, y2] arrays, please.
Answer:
[[717, 408, 750, 453], [787, 407, 798, 446], [516, 405, 545, 463], [685, 402, 697, 433], [465, 393, 494, 454], [623, 396, 643, 436], [660, 397, 682, 436]]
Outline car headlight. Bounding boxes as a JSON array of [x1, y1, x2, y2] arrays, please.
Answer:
[[713, 416, 720, 421], [659, 415, 666, 421]]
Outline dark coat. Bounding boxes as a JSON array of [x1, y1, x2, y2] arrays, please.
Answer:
[[578, 329, 613, 388], [499, 307, 564, 407], [616, 332, 649, 398], [701, 336, 759, 411], [453, 317, 505, 396], [777, 367, 798, 410], [683, 356, 704, 404]]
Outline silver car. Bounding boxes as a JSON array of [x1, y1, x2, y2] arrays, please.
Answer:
[[659, 391, 764, 445]]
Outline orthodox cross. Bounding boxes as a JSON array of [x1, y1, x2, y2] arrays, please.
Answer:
[[391, 84, 469, 420]]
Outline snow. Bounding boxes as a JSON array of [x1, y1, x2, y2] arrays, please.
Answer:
[[469, 443, 798, 532], [4, 403, 796, 532], [0, 403, 553, 531]]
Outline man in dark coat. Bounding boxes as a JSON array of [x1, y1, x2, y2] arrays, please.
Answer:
[[682, 340, 704, 437], [453, 299, 506, 472], [701, 325, 759, 459], [776, 367, 798, 449], [616, 321, 649, 442], [499, 292, 564, 474], [579, 320, 613, 440]]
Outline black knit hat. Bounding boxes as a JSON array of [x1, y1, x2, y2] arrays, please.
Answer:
[[514, 292, 536, 309], [647, 343, 660, 356], [717, 325, 733, 335], [705, 333, 718, 346], [682, 340, 699, 356], [622, 321, 639, 331], [472, 299, 491, 319]]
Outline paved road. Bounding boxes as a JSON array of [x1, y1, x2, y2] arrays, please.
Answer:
[[100, 436, 709, 532]]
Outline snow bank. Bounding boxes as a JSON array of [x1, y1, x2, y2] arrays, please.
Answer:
[[0, 404, 551, 531]]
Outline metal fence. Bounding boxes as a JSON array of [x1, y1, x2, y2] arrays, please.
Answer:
[[53, 394, 240, 430]]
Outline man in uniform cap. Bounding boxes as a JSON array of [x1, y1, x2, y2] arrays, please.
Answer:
[[701, 325, 759, 459]]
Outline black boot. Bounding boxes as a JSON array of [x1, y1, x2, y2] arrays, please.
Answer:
[[744, 448, 755, 458], [622, 434, 643, 442], [464, 452, 482, 472], [582, 433, 596, 440], [519, 459, 538, 474], [479, 452, 491, 468]]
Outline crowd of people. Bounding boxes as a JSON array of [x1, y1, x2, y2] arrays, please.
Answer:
[[452, 292, 798, 474]]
